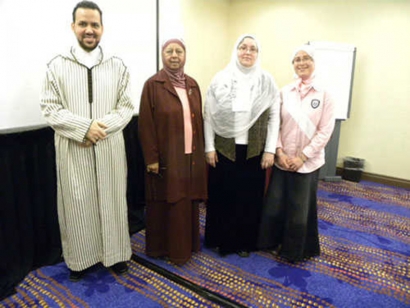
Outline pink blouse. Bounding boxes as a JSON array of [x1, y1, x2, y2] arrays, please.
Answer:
[[175, 87, 193, 154], [276, 81, 335, 173]]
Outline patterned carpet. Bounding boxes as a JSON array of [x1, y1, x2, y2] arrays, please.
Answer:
[[1, 180, 409, 307], [0, 259, 219, 307], [131, 180, 410, 308]]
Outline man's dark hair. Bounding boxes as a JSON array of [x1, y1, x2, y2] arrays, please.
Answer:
[[72, 1, 103, 25]]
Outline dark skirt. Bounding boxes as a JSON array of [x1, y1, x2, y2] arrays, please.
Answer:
[[145, 198, 200, 265], [205, 145, 265, 255], [258, 165, 320, 262]]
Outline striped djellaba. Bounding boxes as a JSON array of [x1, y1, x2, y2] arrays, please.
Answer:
[[40, 47, 134, 271]]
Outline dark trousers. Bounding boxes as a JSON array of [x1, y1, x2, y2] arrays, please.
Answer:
[[259, 165, 320, 261]]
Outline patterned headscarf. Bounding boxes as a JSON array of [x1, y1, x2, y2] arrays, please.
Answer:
[[161, 38, 186, 89]]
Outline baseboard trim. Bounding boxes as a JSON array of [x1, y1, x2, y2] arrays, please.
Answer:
[[336, 167, 410, 189]]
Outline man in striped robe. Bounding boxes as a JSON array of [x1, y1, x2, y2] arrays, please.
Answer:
[[40, 1, 133, 281]]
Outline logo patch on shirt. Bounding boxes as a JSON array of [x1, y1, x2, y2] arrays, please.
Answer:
[[311, 99, 320, 109]]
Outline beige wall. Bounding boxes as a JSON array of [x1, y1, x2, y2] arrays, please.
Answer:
[[178, 0, 410, 181], [180, 0, 231, 93]]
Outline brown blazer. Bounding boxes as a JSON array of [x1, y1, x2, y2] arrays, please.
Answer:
[[138, 69, 207, 203]]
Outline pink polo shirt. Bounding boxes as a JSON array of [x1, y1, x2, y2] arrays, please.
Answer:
[[175, 87, 193, 154], [276, 81, 335, 173]]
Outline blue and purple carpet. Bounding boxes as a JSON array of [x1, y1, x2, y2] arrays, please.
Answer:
[[1, 180, 409, 307]]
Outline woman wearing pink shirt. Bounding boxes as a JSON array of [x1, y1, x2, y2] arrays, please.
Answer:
[[139, 38, 207, 265], [258, 45, 335, 262]]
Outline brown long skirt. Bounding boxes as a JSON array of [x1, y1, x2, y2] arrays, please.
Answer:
[[145, 198, 200, 265]]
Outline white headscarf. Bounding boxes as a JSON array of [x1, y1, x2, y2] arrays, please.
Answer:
[[291, 44, 315, 63], [292, 44, 317, 98], [205, 34, 275, 138]]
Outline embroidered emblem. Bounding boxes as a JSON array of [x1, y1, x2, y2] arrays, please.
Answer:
[[311, 99, 320, 109]]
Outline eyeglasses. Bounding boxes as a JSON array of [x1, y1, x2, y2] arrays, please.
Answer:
[[164, 48, 184, 56], [238, 45, 258, 54], [293, 56, 312, 64]]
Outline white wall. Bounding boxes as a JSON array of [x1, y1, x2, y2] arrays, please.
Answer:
[[0, 0, 157, 133]]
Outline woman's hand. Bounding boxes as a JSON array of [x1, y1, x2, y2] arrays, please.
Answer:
[[276, 152, 290, 170], [146, 162, 159, 174], [205, 151, 218, 168], [287, 157, 304, 172], [261, 152, 274, 169]]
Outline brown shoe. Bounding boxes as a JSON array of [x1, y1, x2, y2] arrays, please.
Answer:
[[111, 262, 128, 275]]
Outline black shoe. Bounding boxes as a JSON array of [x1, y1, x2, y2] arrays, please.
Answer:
[[237, 251, 250, 258], [213, 247, 228, 257], [111, 262, 128, 275], [69, 269, 86, 282], [269, 244, 282, 256]]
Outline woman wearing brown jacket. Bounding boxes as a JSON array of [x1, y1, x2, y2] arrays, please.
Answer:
[[138, 38, 207, 265]]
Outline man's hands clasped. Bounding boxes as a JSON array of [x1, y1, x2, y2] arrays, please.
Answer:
[[81, 120, 108, 147]]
